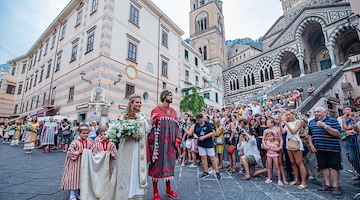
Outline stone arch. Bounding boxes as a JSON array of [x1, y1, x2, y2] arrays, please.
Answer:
[[225, 70, 241, 92], [196, 11, 209, 32], [328, 23, 355, 46], [240, 64, 257, 88], [329, 24, 360, 65], [256, 57, 276, 82], [297, 18, 327, 73], [295, 16, 327, 41]]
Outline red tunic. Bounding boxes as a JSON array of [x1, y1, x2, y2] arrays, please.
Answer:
[[148, 106, 182, 180]]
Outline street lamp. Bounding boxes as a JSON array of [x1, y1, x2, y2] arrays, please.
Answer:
[[347, 13, 360, 31], [113, 73, 123, 85], [80, 71, 92, 84]]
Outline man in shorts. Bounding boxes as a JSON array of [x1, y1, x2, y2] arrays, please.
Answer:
[[308, 107, 342, 196], [190, 113, 221, 180]]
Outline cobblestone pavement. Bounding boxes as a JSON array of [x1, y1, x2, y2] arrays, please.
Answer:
[[0, 143, 359, 200]]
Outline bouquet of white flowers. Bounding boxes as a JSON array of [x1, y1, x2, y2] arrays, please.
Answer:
[[106, 120, 140, 142]]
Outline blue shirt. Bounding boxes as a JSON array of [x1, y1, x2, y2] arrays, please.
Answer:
[[308, 116, 341, 152], [194, 121, 214, 148]]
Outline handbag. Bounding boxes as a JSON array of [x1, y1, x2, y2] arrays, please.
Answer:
[[216, 137, 224, 145], [287, 137, 300, 151], [185, 139, 193, 149], [228, 145, 236, 154]]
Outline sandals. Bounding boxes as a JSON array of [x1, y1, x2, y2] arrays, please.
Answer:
[[318, 185, 333, 191], [297, 185, 307, 190], [289, 181, 300, 185]]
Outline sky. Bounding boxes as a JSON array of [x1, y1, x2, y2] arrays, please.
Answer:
[[0, 0, 283, 64]]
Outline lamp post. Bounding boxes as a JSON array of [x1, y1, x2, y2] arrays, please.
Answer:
[[80, 71, 92, 84], [113, 73, 123, 85]]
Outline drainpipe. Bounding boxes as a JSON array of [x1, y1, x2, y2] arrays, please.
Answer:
[[48, 19, 62, 103], [156, 15, 163, 105]]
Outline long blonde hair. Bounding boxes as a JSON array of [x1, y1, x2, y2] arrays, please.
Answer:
[[124, 94, 141, 120]]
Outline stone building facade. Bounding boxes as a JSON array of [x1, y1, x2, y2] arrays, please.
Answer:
[[189, 0, 228, 94], [223, 0, 360, 106]]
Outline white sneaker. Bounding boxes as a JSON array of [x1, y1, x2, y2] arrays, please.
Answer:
[[308, 176, 315, 180], [2, 141, 5, 144], [208, 168, 215, 174]]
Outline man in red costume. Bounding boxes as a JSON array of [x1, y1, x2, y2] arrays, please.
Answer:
[[148, 90, 182, 200]]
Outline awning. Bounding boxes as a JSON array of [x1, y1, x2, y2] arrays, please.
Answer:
[[30, 107, 58, 117], [5, 116, 26, 123], [202, 77, 212, 84]]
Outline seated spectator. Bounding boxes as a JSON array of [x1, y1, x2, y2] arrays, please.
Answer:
[[238, 130, 266, 180], [307, 84, 315, 96]]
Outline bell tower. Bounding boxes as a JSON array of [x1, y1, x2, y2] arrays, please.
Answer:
[[189, 0, 228, 87]]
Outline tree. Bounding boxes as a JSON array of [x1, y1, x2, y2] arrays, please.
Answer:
[[180, 87, 206, 116]]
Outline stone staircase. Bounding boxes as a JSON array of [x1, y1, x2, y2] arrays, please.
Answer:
[[266, 61, 349, 113]]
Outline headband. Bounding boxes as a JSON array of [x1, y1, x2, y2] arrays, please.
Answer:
[[160, 90, 172, 102]]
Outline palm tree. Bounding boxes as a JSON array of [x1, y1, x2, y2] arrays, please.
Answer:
[[180, 87, 206, 116]]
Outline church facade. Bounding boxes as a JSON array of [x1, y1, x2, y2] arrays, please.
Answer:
[[223, 0, 360, 106]]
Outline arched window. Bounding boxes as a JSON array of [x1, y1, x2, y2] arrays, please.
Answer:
[[243, 76, 247, 87], [270, 67, 274, 79], [199, 47, 202, 56], [265, 69, 269, 81], [229, 81, 233, 90], [251, 73, 255, 85], [247, 74, 251, 86], [236, 79, 240, 90], [203, 46, 207, 60], [196, 12, 208, 32], [258, 58, 274, 82]]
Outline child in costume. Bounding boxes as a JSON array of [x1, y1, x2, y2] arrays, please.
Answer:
[[60, 125, 94, 200], [10, 122, 22, 146], [92, 126, 117, 172]]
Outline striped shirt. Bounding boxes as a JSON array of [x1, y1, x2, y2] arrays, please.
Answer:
[[308, 116, 341, 152]]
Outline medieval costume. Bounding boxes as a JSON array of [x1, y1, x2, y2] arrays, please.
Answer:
[[92, 140, 117, 171], [23, 122, 40, 151], [41, 121, 57, 146], [148, 90, 182, 200], [10, 124, 21, 146], [101, 112, 151, 200], [61, 138, 94, 191]]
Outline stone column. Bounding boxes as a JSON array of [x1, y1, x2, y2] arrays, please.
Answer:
[[296, 55, 306, 77], [304, 57, 311, 74], [326, 43, 337, 68]]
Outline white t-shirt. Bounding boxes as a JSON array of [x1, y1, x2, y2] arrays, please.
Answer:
[[239, 137, 262, 167]]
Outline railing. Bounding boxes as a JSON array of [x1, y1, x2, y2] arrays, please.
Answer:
[[296, 60, 350, 113]]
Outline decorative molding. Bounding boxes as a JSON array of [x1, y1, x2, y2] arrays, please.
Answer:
[[130, 0, 142, 9], [86, 25, 97, 34], [71, 37, 80, 45], [126, 34, 140, 44]]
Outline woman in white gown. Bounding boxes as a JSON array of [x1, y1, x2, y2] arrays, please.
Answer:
[[102, 94, 153, 200]]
